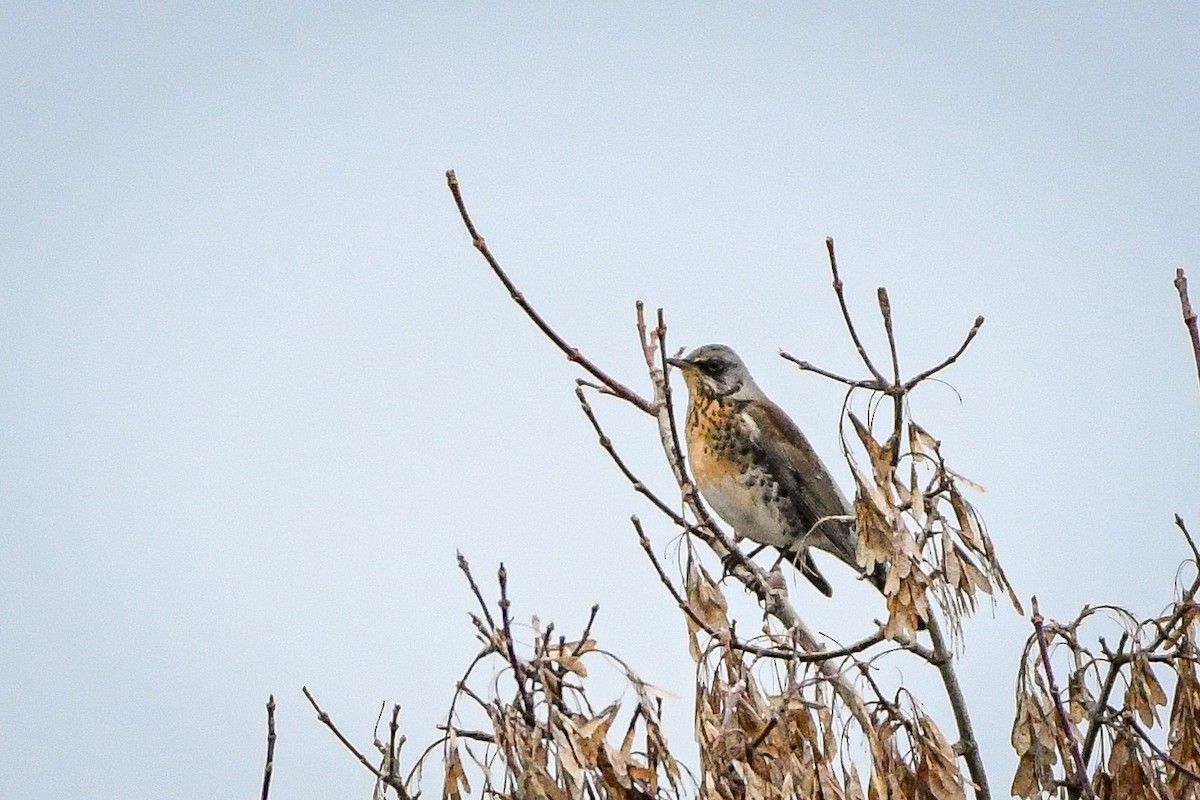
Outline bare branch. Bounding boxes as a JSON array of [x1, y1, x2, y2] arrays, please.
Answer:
[[904, 316, 986, 391], [497, 564, 537, 728], [572, 603, 600, 657], [435, 725, 497, 744], [632, 516, 723, 640], [446, 170, 652, 413], [456, 551, 496, 632], [877, 287, 904, 462], [826, 237, 888, 384], [1175, 268, 1200, 388], [575, 384, 685, 525], [1082, 631, 1130, 763], [778, 350, 885, 389], [1178, 514, 1200, 566], [878, 287, 902, 386], [384, 704, 403, 796], [744, 716, 779, 759], [260, 695, 276, 800], [927, 614, 993, 800], [1031, 598, 1096, 800], [632, 515, 887, 663], [1121, 709, 1200, 786], [303, 685, 402, 791], [655, 308, 690, 476]]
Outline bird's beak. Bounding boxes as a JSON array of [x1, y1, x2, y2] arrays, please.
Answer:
[[665, 356, 692, 370]]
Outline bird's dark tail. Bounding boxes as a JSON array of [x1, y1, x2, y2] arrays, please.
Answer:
[[800, 550, 833, 597], [773, 545, 833, 597]]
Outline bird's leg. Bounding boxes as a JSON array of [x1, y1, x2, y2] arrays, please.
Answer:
[[718, 547, 746, 581], [743, 543, 769, 560], [717, 538, 765, 582]]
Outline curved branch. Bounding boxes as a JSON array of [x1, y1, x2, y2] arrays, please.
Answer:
[[903, 315, 985, 391], [825, 237, 887, 384], [633, 515, 886, 662], [446, 170, 652, 413]]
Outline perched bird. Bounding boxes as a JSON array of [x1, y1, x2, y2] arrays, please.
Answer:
[[667, 344, 888, 598]]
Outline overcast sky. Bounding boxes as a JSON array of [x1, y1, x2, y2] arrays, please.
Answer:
[[4, 5, 1200, 798]]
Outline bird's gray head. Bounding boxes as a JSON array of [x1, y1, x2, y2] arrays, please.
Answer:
[[667, 344, 763, 400]]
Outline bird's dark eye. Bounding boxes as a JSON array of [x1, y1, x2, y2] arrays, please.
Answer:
[[697, 359, 726, 375]]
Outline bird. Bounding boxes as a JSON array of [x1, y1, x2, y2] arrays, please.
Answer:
[[666, 343, 888, 598]]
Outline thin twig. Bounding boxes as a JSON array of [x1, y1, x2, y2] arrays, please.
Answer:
[[778, 351, 885, 389], [260, 695, 276, 800], [1178, 515, 1200, 565], [656, 308, 690, 476], [797, 631, 888, 662], [878, 288, 902, 388], [898, 636, 938, 664], [632, 516, 724, 639], [435, 724, 497, 743], [1142, 548, 1200, 660], [745, 716, 779, 760], [1032, 599, 1096, 800], [572, 603, 600, 657], [903, 316, 986, 391], [877, 287, 904, 464], [580, 352, 770, 602], [457, 551, 497, 632], [497, 564, 537, 727], [826, 237, 887, 384], [1175, 269, 1200, 388], [303, 686, 391, 785], [855, 656, 907, 724], [386, 704, 403, 792], [1082, 632, 1129, 763], [446, 170, 652, 413], [575, 384, 686, 525], [633, 516, 883, 662]]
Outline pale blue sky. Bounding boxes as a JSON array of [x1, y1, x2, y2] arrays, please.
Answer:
[[4, 5, 1200, 798]]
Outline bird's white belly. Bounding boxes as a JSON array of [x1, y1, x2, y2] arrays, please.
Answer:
[[702, 472, 792, 548]]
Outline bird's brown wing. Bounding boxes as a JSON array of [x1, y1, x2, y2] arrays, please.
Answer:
[[742, 399, 863, 573]]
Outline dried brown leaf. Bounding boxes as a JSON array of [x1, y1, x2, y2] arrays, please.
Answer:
[[1168, 656, 1200, 797], [849, 412, 896, 488], [685, 556, 730, 662], [1010, 752, 1039, 799], [909, 420, 940, 458], [1128, 655, 1167, 727], [914, 711, 966, 800], [845, 767, 867, 800], [442, 731, 471, 800], [884, 567, 931, 637], [948, 486, 984, 553]]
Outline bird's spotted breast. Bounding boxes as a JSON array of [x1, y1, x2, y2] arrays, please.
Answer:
[[685, 400, 743, 485], [684, 398, 794, 547]]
